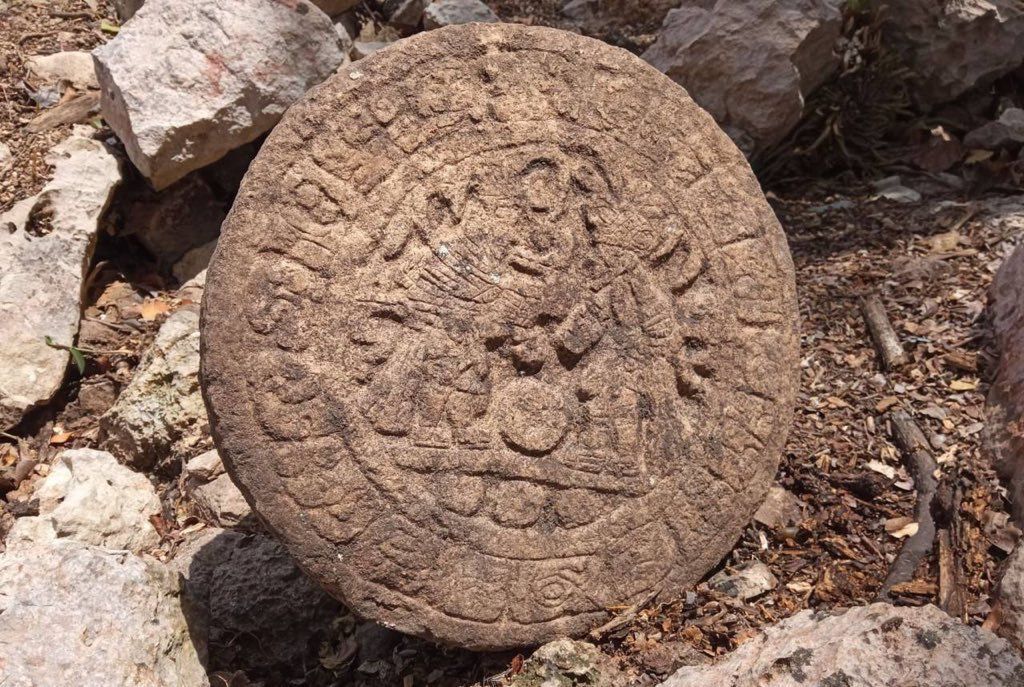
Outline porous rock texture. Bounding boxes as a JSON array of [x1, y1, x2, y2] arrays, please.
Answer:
[[876, 0, 1024, 109], [642, 0, 843, 156], [0, 541, 207, 687], [509, 639, 630, 686], [201, 23, 799, 649], [660, 603, 1024, 687], [0, 128, 121, 430], [6, 448, 160, 553], [92, 0, 346, 189], [171, 528, 343, 671], [102, 284, 207, 471], [984, 199, 1024, 526]]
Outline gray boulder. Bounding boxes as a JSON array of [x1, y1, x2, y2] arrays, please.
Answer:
[[0, 542, 207, 687], [877, 0, 1024, 108], [424, 0, 500, 29], [965, 108, 1024, 150], [643, 0, 842, 156], [171, 528, 343, 671], [101, 302, 206, 471], [0, 129, 121, 430], [93, 0, 346, 189], [660, 603, 1024, 687], [7, 448, 160, 553]]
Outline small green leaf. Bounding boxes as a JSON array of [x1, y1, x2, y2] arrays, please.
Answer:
[[69, 347, 86, 374], [100, 19, 120, 34], [44, 335, 56, 347]]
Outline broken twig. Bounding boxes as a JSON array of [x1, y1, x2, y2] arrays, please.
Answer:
[[860, 294, 907, 370], [588, 587, 660, 640], [877, 410, 938, 600]]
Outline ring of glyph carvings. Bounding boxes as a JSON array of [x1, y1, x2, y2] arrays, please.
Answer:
[[201, 23, 799, 650]]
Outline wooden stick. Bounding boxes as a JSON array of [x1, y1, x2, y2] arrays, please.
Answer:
[[588, 587, 660, 640], [877, 410, 939, 600], [937, 529, 964, 617], [861, 294, 908, 370]]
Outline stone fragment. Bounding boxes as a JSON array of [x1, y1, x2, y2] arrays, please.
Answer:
[[171, 528, 342, 671], [995, 545, 1024, 651], [424, 0, 500, 29], [708, 561, 778, 600], [0, 142, 11, 173], [384, 0, 429, 29], [0, 129, 121, 430], [872, 175, 923, 204], [93, 0, 346, 189], [877, 0, 1024, 108], [7, 448, 160, 553], [965, 108, 1024, 150], [753, 484, 804, 529], [0, 541, 207, 687], [112, 0, 145, 20], [986, 199, 1024, 526], [660, 603, 1024, 687], [353, 41, 392, 60], [201, 23, 799, 650], [511, 639, 631, 686], [26, 51, 98, 90], [173, 238, 218, 284], [126, 175, 226, 270], [643, 0, 842, 156], [184, 450, 251, 527], [101, 303, 206, 471]]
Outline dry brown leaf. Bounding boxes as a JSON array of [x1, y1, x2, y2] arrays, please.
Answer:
[[140, 299, 171, 321], [875, 396, 899, 412]]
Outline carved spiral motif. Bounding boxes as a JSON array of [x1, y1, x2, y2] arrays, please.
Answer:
[[201, 23, 799, 650]]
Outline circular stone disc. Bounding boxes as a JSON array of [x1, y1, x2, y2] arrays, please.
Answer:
[[201, 23, 799, 650]]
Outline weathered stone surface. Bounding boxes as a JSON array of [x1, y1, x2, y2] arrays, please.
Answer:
[[661, 603, 1024, 687], [173, 238, 218, 284], [7, 448, 160, 552], [876, 0, 1024, 109], [0, 542, 207, 686], [171, 528, 342, 671], [102, 302, 206, 470], [995, 544, 1024, 652], [511, 639, 631, 686], [965, 108, 1024, 150], [112, 0, 145, 20], [118, 0, 358, 21], [184, 450, 251, 527], [0, 129, 121, 430], [93, 0, 346, 189], [126, 175, 227, 270], [753, 484, 804, 529], [424, 0, 499, 29], [201, 23, 799, 649], [708, 561, 778, 600], [984, 199, 1024, 526], [384, 0, 430, 29], [26, 51, 98, 90], [643, 0, 842, 156]]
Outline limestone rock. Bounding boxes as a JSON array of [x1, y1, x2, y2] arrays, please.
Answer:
[[171, 528, 342, 671], [995, 545, 1024, 652], [0, 129, 121, 430], [384, 0, 430, 29], [126, 175, 227, 269], [0, 142, 11, 173], [93, 0, 346, 189], [643, 0, 843, 156], [173, 239, 218, 284], [201, 23, 799, 649], [965, 108, 1024, 150], [184, 450, 251, 527], [877, 0, 1024, 108], [26, 51, 98, 90], [511, 639, 631, 686], [0, 541, 207, 687], [708, 561, 778, 600], [101, 304, 207, 471], [424, 0, 499, 29], [753, 484, 804, 529], [661, 603, 1024, 687], [984, 199, 1024, 526], [7, 448, 160, 553]]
